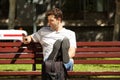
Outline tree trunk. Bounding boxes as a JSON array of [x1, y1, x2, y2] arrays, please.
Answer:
[[8, 0, 16, 29], [113, 0, 120, 41]]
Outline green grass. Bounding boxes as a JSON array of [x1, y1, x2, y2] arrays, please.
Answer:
[[74, 64, 120, 72], [0, 64, 42, 71], [0, 64, 120, 72]]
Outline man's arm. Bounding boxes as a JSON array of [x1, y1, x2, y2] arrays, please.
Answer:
[[68, 47, 76, 58]]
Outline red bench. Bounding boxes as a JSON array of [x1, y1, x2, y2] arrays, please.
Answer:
[[0, 41, 120, 79], [0, 42, 42, 77], [70, 42, 120, 76]]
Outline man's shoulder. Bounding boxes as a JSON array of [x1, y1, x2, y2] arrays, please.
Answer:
[[40, 26, 50, 30], [64, 28, 75, 34], [39, 26, 52, 32], [38, 26, 52, 35]]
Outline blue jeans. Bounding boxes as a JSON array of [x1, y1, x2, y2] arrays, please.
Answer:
[[64, 58, 74, 71]]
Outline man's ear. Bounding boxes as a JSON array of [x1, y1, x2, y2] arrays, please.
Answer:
[[58, 17, 62, 22]]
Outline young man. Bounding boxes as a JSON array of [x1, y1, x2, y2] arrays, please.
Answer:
[[23, 8, 76, 71]]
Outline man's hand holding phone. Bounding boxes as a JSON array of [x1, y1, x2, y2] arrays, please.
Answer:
[[23, 35, 32, 44]]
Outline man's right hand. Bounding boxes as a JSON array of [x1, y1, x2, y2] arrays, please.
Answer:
[[23, 36, 32, 44]]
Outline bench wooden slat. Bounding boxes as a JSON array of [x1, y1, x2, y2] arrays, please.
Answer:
[[0, 71, 41, 76], [68, 71, 120, 76], [74, 53, 120, 58], [0, 48, 42, 52], [0, 54, 34, 58], [0, 48, 32, 53], [0, 60, 42, 64], [0, 42, 24, 47], [0, 42, 42, 47], [77, 47, 120, 52], [0, 71, 120, 76], [0, 54, 43, 58], [74, 60, 120, 64], [0, 48, 40, 53], [77, 41, 120, 47]]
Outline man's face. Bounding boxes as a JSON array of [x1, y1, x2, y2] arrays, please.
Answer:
[[47, 15, 60, 30]]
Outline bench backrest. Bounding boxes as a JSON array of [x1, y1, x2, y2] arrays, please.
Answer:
[[0, 42, 43, 70], [0, 41, 120, 65], [75, 41, 120, 64]]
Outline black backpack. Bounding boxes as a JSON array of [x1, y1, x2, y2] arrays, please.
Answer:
[[42, 60, 68, 80], [42, 40, 69, 80], [42, 51, 68, 80]]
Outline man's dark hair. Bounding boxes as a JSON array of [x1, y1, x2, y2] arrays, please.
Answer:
[[46, 8, 63, 20]]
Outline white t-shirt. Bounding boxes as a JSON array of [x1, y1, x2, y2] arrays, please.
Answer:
[[31, 27, 76, 61]]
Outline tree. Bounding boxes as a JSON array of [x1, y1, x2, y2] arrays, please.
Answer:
[[8, 0, 16, 29], [113, 0, 120, 41]]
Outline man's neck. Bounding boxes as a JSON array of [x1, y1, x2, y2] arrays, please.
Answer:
[[56, 24, 63, 32]]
